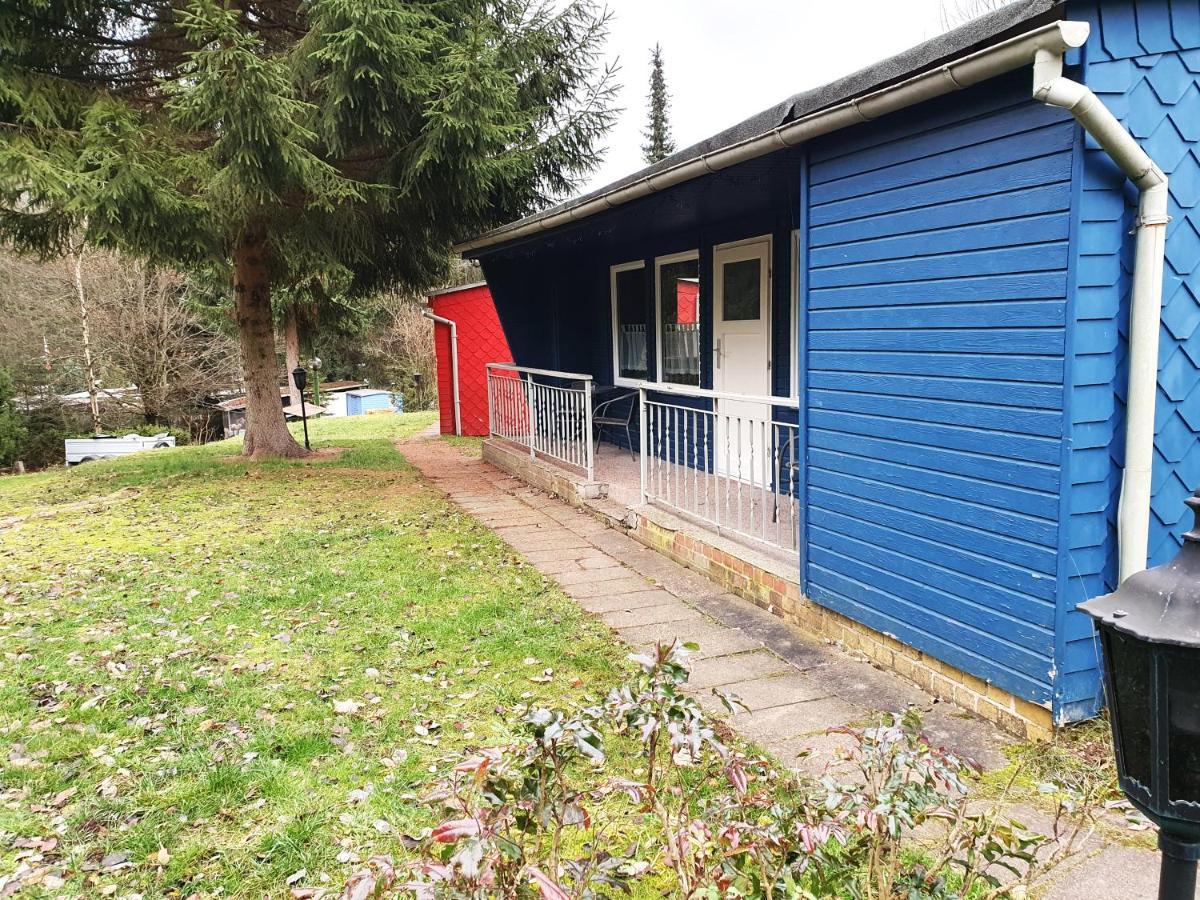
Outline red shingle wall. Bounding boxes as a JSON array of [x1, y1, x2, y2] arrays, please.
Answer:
[[677, 280, 699, 325], [428, 284, 513, 436]]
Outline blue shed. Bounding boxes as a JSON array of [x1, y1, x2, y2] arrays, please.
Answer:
[[345, 389, 399, 417], [455, 0, 1200, 736]]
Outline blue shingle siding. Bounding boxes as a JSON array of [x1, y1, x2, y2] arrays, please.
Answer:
[[802, 77, 1076, 706], [1061, 0, 1200, 719], [1073, 0, 1200, 567]]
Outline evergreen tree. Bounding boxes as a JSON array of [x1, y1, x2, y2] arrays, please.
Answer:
[[641, 43, 676, 165], [0, 368, 25, 467], [0, 0, 616, 458]]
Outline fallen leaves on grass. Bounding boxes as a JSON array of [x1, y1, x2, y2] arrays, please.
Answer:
[[0, 415, 629, 899], [339, 855, 396, 900]]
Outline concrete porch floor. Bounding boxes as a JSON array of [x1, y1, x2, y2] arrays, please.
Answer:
[[591, 439, 641, 506], [400, 426, 1180, 899]]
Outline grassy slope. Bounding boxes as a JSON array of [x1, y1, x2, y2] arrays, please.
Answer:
[[0, 415, 634, 897]]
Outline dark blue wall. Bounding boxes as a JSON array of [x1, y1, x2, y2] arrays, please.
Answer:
[[480, 151, 802, 452]]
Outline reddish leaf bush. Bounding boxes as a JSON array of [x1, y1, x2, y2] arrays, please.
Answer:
[[342, 642, 1093, 899]]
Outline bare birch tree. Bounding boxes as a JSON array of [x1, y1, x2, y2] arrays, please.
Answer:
[[87, 256, 239, 429], [69, 239, 102, 435], [0, 248, 238, 434]]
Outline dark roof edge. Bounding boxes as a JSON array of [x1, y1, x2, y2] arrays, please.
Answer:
[[458, 0, 1064, 257], [427, 280, 488, 298]]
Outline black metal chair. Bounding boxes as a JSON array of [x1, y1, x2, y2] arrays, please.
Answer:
[[592, 388, 638, 460], [773, 428, 801, 524]]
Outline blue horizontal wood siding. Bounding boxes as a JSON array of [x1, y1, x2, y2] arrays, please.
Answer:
[[803, 79, 1075, 706]]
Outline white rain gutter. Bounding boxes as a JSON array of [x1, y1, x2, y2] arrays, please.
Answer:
[[1032, 49, 1170, 583], [455, 20, 1092, 255], [422, 309, 462, 436]]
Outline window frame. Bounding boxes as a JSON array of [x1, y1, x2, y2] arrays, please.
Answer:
[[610, 259, 648, 388], [653, 249, 702, 385], [791, 228, 800, 400]]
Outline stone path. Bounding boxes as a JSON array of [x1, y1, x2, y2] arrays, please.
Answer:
[[398, 428, 1185, 899]]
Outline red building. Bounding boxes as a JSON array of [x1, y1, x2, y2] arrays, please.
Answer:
[[427, 282, 513, 437], [676, 277, 699, 325]]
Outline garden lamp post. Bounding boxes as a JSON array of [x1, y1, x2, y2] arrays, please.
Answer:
[[311, 356, 323, 408], [1079, 491, 1200, 900], [291, 365, 310, 450]]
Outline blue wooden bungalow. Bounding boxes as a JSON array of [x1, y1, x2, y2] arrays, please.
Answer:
[[456, 0, 1200, 731]]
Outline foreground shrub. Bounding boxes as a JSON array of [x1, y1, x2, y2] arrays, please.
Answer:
[[342, 643, 1094, 899]]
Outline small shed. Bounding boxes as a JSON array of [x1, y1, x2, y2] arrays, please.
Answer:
[[427, 282, 513, 436], [345, 389, 399, 416], [315, 381, 366, 418], [216, 389, 289, 437]]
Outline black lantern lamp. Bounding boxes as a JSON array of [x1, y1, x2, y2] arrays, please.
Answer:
[[1080, 492, 1200, 900], [291, 365, 310, 450]]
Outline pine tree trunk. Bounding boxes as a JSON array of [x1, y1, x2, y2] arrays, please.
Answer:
[[285, 302, 301, 407], [233, 230, 306, 459]]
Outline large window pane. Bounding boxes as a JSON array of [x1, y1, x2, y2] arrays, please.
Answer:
[[659, 257, 700, 385], [722, 258, 761, 321], [613, 266, 647, 381]]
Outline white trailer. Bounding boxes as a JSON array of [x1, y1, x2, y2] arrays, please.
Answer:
[[65, 433, 175, 465]]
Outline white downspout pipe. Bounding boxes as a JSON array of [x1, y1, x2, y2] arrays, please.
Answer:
[[1033, 48, 1170, 582], [422, 309, 462, 437]]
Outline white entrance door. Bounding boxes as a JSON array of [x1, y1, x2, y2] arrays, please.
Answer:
[[713, 238, 771, 480]]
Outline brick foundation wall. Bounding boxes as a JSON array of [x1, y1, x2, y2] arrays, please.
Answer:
[[633, 515, 1053, 742], [482, 440, 605, 505]]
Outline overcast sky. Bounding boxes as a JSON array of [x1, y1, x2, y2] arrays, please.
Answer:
[[580, 0, 956, 194]]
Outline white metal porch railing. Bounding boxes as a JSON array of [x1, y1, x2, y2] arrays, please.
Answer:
[[639, 383, 801, 556], [483, 365, 799, 556], [486, 364, 594, 481]]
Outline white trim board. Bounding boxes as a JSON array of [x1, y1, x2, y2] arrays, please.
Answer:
[[653, 249, 701, 386], [610, 259, 648, 388]]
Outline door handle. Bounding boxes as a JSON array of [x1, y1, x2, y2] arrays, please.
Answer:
[[715, 338, 722, 369]]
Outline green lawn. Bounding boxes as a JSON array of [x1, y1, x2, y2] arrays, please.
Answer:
[[0, 414, 633, 897]]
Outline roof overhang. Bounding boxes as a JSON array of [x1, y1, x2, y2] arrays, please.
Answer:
[[456, 1, 1080, 258], [427, 281, 488, 299]]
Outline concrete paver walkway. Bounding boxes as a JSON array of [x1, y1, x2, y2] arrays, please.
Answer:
[[399, 428, 1184, 899]]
